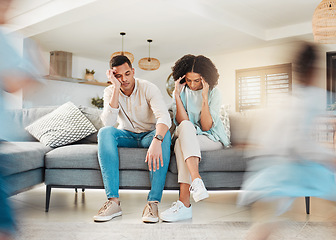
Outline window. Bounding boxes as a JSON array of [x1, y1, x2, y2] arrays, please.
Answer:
[[236, 63, 292, 112], [327, 51, 336, 105]]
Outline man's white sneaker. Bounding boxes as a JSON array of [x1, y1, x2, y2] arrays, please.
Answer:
[[190, 178, 209, 202], [160, 200, 192, 222]]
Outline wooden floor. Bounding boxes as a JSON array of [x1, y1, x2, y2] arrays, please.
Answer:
[[9, 185, 336, 239]]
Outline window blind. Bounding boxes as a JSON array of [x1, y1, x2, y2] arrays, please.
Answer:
[[236, 64, 292, 112]]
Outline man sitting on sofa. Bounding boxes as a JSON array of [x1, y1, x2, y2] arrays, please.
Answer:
[[93, 55, 171, 223]]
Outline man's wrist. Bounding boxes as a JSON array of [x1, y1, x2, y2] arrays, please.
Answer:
[[154, 134, 164, 142], [113, 85, 121, 92]]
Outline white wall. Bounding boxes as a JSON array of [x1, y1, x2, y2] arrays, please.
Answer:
[[211, 42, 299, 111], [136, 61, 174, 106], [23, 79, 105, 108], [23, 52, 108, 108], [210, 41, 331, 111], [24, 41, 332, 110], [72, 55, 109, 81], [23, 51, 175, 108]]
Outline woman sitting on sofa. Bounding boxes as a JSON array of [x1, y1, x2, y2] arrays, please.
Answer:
[[160, 54, 230, 222]]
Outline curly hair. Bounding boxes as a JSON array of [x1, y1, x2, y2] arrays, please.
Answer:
[[172, 54, 219, 89]]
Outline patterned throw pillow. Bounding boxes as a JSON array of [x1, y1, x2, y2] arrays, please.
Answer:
[[220, 105, 231, 143], [25, 102, 97, 148]]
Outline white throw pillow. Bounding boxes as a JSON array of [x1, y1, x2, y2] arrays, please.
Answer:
[[25, 102, 97, 148]]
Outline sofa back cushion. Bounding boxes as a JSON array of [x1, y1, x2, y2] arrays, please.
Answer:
[[25, 102, 98, 147], [8, 107, 57, 141], [76, 106, 104, 143], [8, 105, 104, 143], [228, 111, 253, 146], [229, 110, 269, 147]]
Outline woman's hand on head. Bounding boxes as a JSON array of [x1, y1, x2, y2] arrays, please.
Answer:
[[174, 75, 186, 97], [201, 77, 209, 99], [106, 68, 121, 89]]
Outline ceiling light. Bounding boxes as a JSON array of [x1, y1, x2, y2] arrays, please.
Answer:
[[313, 0, 336, 43], [111, 32, 134, 63], [138, 39, 160, 71]]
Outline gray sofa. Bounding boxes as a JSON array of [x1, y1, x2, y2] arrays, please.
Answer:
[[3, 105, 309, 213]]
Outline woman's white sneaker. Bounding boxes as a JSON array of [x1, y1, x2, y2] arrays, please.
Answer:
[[190, 178, 209, 202], [160, 200, 192, 222]]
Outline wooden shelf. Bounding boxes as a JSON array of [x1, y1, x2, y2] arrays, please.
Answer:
[[44, 75, 86, 83], [44, 75, 110, 87], [79, 81, 110, 87]]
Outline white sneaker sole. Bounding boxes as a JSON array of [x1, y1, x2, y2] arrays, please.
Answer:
[[193, 191, 209, 202], [93, 211, 122, 222], [160, 214, 192, 222], [142, 216, 159, 223]]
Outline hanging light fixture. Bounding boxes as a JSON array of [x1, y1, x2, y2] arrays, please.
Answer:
[[111, 32, 134, 63], [138, 39, 160, 71], [313, 0, 336, 43]]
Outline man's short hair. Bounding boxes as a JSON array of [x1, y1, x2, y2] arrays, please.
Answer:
[[110, 55, 132, 69]]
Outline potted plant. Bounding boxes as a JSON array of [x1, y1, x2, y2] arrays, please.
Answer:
[[91, 96, 104, 109], [85, 69, 96, 81]]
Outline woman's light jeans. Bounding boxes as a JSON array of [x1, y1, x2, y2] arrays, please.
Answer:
[[174, 120, 223, 185]]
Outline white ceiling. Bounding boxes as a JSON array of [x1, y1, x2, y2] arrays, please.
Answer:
[[4, 0, 321, 65]]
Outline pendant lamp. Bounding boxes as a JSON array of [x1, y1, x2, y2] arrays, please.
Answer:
[[313, 0, 336, 43], [138, 39, 160, 71], [111, 32, 134, 63]]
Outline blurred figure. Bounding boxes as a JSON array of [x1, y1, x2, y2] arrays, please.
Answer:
[[237, 42, 336, 240], [0, 0, 45, 239]]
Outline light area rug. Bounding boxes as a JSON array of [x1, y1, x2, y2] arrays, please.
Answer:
[[16, 221, 335, 240]]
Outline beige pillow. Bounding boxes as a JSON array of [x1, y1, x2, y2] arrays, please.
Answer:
[[228, 111, 252, 146]]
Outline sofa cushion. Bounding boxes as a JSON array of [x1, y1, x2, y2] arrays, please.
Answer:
[[6, 168, 44, 195], [45, 145, 149, 171], [6, 107, 57, 141], [118, 148, 149, 170], [7, 105, 103, 143], [45, 169, 103, 186], [228, 112, 252, 146], [76, 106, 104, 143], [45, 144, 100, 169], [0, 141, 51, 176], [25, 102, 97, 148], [168, 147, 246, 174]]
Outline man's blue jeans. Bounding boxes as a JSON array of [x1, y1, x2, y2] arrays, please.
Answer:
[[97, 127, 171, 202]]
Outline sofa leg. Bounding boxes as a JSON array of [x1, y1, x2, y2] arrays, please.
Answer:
[[46, 185, 52, 212], [75, 188, 85, 193], [305, 196, 310, 214]]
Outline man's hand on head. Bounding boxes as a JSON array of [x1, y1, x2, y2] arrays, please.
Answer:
[[106, 68, 121, 89]]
